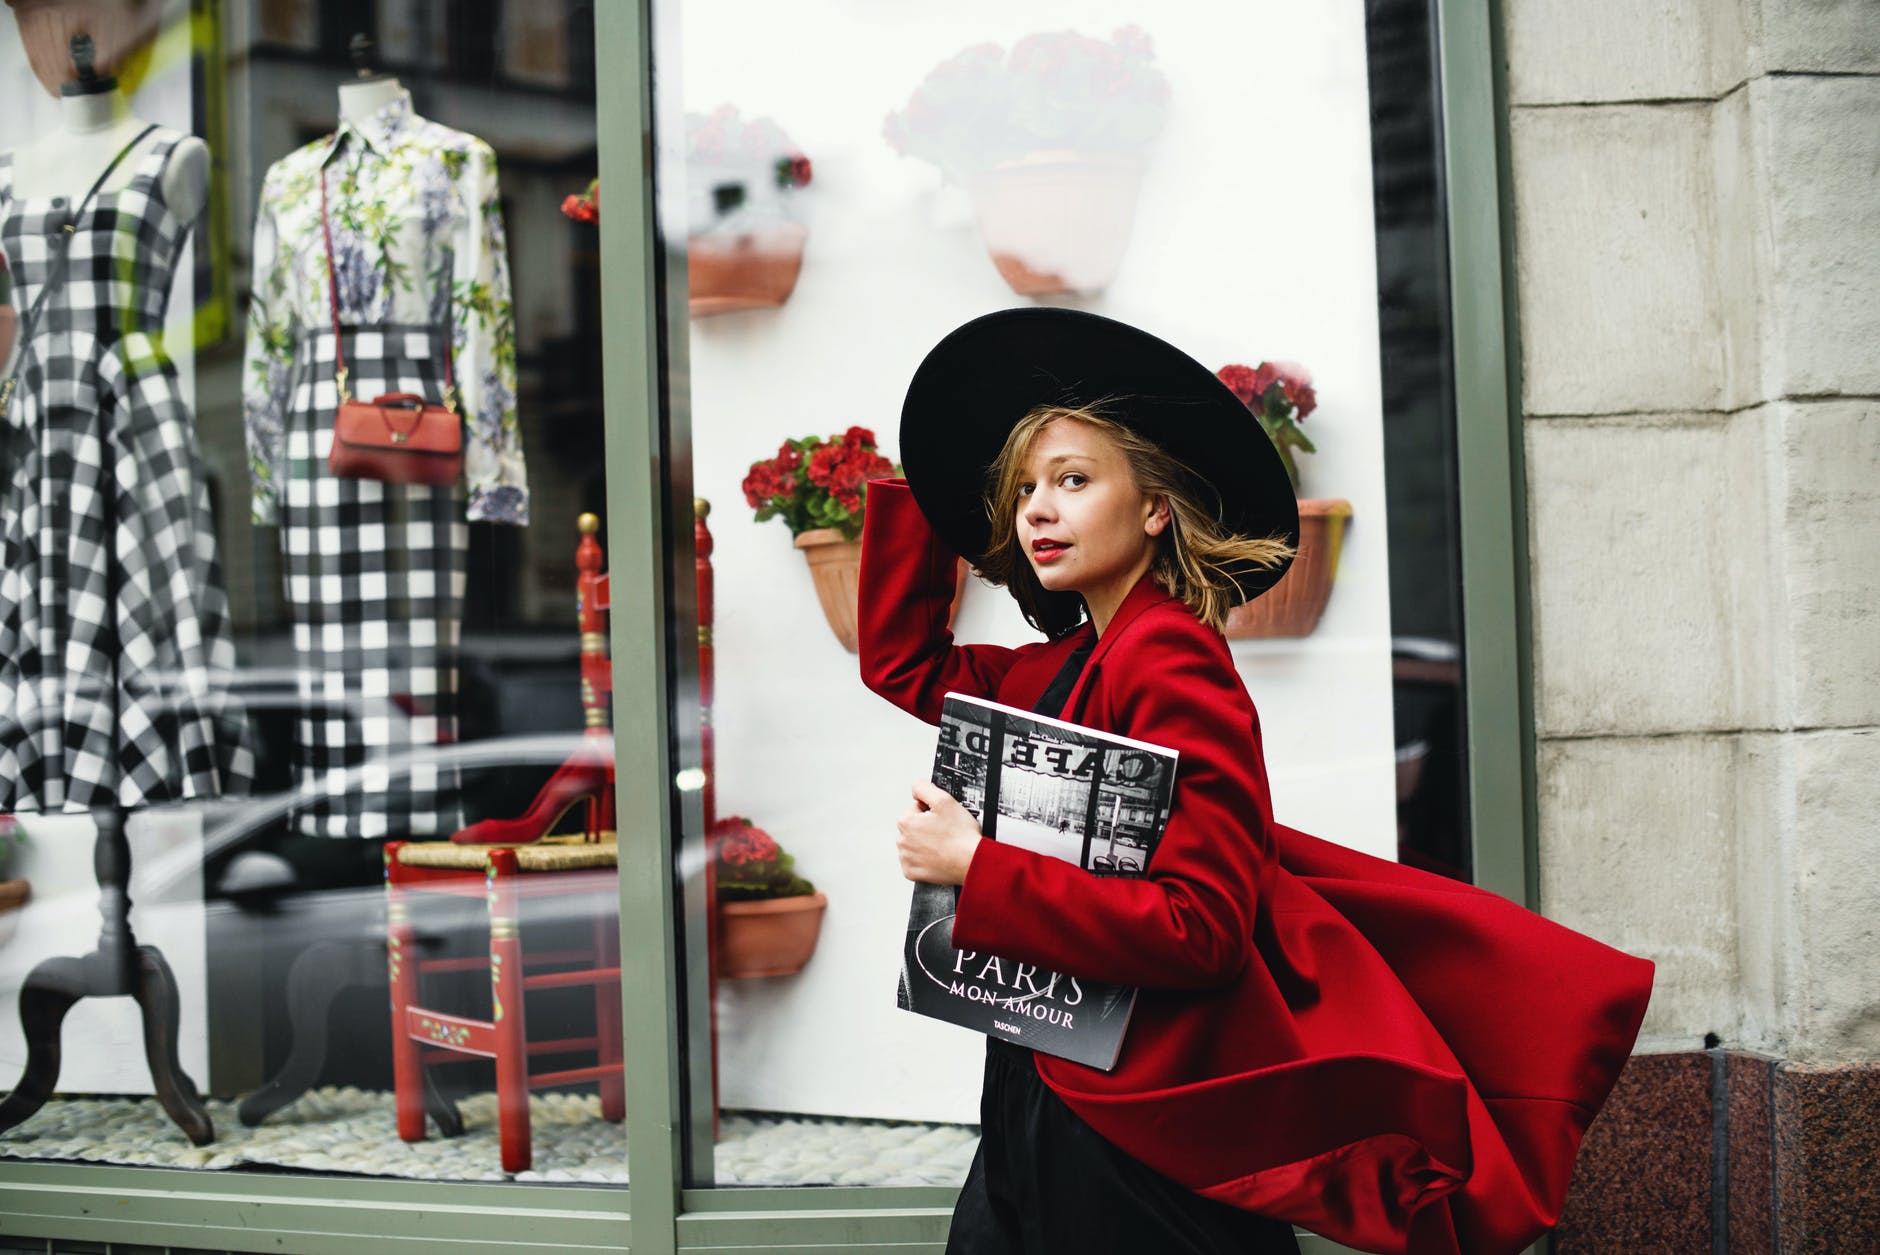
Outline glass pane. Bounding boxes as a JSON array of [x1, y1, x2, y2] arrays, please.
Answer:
[[0, 1, 626, 1186], [655, 0, 1471, 1187]]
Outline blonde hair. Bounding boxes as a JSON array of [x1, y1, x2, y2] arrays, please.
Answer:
[[976, 402, 1295, 634]]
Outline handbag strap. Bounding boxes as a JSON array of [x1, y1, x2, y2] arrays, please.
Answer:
[[319, 154, 456, 412], [1, 123, 159, 416]]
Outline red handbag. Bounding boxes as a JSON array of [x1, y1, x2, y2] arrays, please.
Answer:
[[320, 165, 464, 487]]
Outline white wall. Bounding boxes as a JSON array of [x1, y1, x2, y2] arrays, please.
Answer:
[[675, 0, 1396, 1123], [0, 809, 207, 1095]]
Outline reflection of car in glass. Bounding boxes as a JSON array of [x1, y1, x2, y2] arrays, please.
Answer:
[[23, 730, 621, 1111]]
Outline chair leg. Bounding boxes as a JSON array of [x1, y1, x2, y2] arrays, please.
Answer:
[[385, 869, 426, 1144], [593, 911, 625, 1122], [488, 851, 531, 1172]]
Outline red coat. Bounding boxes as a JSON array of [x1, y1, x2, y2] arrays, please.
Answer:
[[858, 480, 1652, 1255]]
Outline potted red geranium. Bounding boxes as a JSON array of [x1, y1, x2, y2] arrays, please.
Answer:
[[709, 816, 825, 978], [883, 27, 1169, 296], [742, 426, 899, 652], [686, 105, 814, 316], [1215, 361, 1353, 639]]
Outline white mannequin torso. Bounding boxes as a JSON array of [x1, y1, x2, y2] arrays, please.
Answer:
[[6, 88, 208, 223], [337, 77, 407, 147]]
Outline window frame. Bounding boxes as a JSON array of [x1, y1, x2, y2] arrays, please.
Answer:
[[0, 1, 1527, 1251]]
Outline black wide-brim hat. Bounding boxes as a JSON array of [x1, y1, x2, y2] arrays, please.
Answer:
[[900, 307, 1300, 606]]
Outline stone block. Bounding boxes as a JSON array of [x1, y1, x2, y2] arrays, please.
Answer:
[[1513, 106, 1729, 416], [1709, 85, 1771, 413], [1787, 729, 1880, 1059], [1537, 736, 1742, 1046], [1555, 1053, 1713, 1253], [1749, 0, 1880, 74], [1526, 413, 1778, 736], [1505, 0, 1746, 104], [1773, 1061, 1880, 1249], [1752, 76, 1880, 399], [1778, 400, 1880, 728], [1727, 1052, 1778, 1253]]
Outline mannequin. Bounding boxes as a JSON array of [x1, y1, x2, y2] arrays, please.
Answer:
[[0, 25, 249, 1145], [336, 30, 403, 153], [8, 84, 206, 219], [338, 77, 406, 145], [243, 38, 527, 839], [5, 0, 196, 209]]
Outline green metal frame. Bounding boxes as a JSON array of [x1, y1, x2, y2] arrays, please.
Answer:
[[0, 1, 1526, 1251], [1442, 0, 1537, 910]]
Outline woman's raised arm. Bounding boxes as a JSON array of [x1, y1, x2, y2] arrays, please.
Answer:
[[857, 478, 1019, 724]]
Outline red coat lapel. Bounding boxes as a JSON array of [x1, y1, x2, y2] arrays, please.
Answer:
[[1059, 572, 1179, 725]]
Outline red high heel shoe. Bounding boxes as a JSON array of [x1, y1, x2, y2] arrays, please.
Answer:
[[450, 747, 614, 844]]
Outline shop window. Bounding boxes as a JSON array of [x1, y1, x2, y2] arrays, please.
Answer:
[[653, 0, 1476, 1189], [0, 0, 627, 1188]]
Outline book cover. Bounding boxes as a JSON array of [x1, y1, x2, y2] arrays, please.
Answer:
[[896, 692, 1178, 1070]]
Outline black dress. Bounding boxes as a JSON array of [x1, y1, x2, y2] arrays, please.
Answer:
[[945, 639, 1300, 1255]]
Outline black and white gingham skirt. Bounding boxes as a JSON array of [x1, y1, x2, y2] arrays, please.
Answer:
[[0, 330, 253, 811], [278, 326, 466, 839]]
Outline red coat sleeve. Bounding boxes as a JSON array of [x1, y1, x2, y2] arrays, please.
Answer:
[[857, 478, 1020, 724], [952, 610, 1274, 991]]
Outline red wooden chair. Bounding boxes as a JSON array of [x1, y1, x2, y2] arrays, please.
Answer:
[[382, 505, 721, 1172]]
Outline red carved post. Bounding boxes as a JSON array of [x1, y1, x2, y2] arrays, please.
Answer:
[[385, 844, 425, 1144], [577, 512, 616, 837], [487, 849, 531, 1172]]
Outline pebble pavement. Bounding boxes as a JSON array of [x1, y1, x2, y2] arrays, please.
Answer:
[[0, 1088, 979, 1187]]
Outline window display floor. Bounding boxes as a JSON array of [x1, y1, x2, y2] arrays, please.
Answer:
[[0, 1088, 979, 1187]]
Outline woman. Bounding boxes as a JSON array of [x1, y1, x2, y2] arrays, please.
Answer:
[[858, 308, 1653, 1255]]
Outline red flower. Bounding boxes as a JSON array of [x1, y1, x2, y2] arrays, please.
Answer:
[[1216, 364, 1258, 407], [741, 458, 792, 508], [776, 153, 813, 189], [744, 428, 900, 541], [1268, 361, 1317, 419], [711, 816, 781, 867], [806, 442, 845, 487]]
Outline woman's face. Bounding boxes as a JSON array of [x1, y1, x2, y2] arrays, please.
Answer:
[[1015, 419, 1166, 630]]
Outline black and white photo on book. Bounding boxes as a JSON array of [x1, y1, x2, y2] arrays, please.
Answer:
[[897, 692, 1178, 1070]]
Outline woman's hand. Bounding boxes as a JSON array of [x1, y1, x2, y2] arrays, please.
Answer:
[[896, 780, 983, 886]]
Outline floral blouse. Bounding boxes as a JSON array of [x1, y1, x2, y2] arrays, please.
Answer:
[[242, 90, 528, 525]]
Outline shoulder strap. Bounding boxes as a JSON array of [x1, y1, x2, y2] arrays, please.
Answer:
[[319, 154, 455, 411], [0, 123, 159, 415]]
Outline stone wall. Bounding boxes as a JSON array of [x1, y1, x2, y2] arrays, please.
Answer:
[[1504, 0, 1878, 1246]]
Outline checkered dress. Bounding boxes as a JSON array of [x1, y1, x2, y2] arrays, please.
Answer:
[[244, 99, 527, 839], [277, 326, 467, 838], [0, 132, 253, 811]]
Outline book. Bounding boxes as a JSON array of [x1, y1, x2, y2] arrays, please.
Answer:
[[896, 692, 1179, 1070]]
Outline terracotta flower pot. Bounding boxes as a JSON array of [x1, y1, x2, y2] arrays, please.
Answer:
[[795, 527, 967, 654], [1223, 499, 1354, 640], [794, 527, 863, 651], [688, 222, 809, 317], [966, 151, 1147, 297], [717, 890, 827, 978], [0, 879, 28, 947]]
